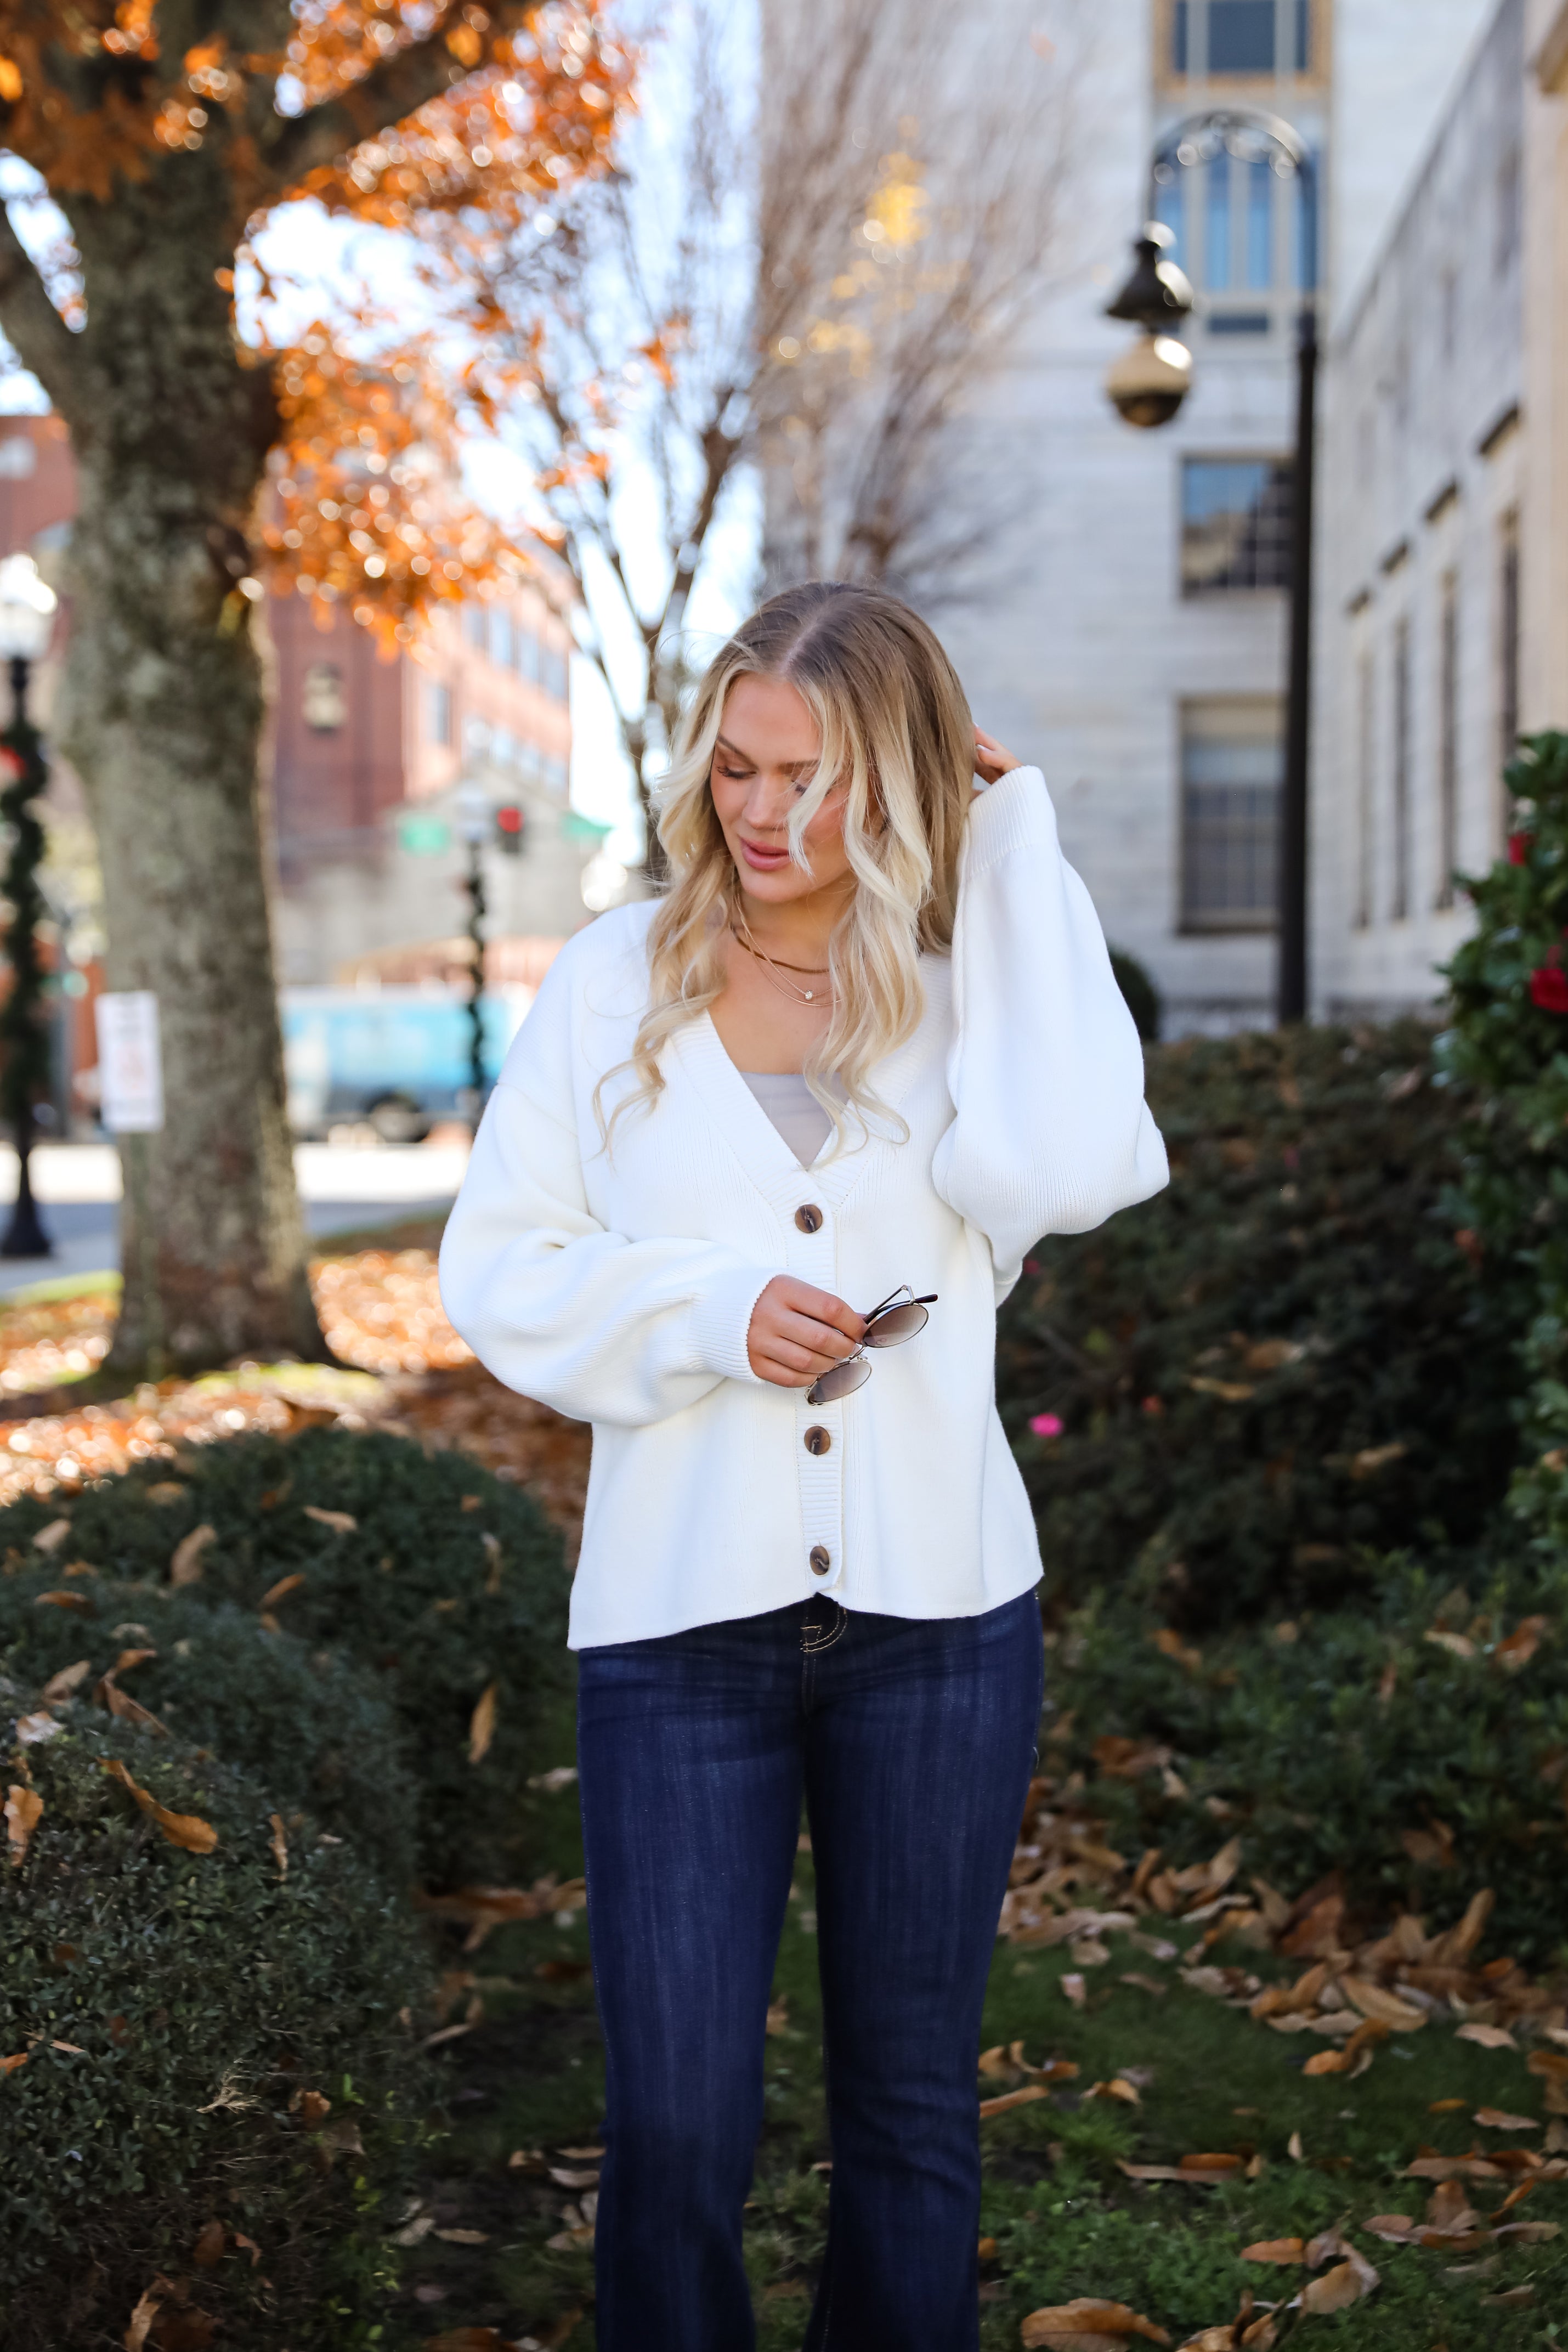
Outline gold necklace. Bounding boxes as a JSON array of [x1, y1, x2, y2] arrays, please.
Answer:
[[729, 921, 834, 1007]]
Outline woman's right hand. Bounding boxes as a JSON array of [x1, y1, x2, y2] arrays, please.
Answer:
[[747, 1277, 865, 1388]]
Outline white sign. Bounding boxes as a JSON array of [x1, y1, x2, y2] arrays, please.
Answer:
[[95, 992, 165, 1134]]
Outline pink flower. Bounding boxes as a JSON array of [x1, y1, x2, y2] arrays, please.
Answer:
[[1530, 966, 1568, 1014], [1029, 1412, 1065, 1439]]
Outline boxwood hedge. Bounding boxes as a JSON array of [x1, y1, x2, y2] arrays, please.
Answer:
[[0, 1578, 417, 1888], [1047, 1551, 1568, 1966], [0, 1699, 431, 2349], [0, 1427, 574, 1886], [998, 1019, 1520, 1632]]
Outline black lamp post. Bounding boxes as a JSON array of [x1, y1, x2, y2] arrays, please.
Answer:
[[455, 778, 491, 1130], [0, 553, 59, 1258], [1105, 109, 1320, 1027]]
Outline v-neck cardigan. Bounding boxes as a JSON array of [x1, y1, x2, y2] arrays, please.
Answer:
[[438, 767, 1169, 1650]]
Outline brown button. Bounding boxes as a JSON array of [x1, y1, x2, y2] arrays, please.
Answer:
[[804, 1426, 831, 1456], [809, 1545, 832, 1576], [795, 1203, 824, 1234]]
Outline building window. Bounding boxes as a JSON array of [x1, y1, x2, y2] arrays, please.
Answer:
[[517, 625, 540, 685], [464, 604, 485, 651], [491, 607, 516, 669], [1391, 618, 1412, 920], [1499, 510, 1520, 791], [1173, 1, 1311, 76], [1354, 650, 1373, 930], [302, 661, 346, 733], [1436, 574, 1458, 911], [428, 682, 452, 746], [1181, 458, 1293, 594], [1497, 149, 1522, 276], [544, 643, 570, 703], [1179, 700, 1282, 932]]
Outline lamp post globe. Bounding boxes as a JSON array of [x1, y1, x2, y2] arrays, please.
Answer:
[[1103, 222, 1196, 429], [0, 553, 57, 671]]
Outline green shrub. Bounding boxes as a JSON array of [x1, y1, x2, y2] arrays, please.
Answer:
[[997, 1019, 1519, 1631], [1046, 1554, 1568, 1965], [0, 1576, 417, 1887], [0, 1695, 431, 2348], [0, 1427, 573, 1885], [1110, 946, 1162, 1043], [1440, 729, 1568, 1548]]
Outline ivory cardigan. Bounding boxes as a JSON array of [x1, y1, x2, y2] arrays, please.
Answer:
[[438, 766, 1169, 1650]]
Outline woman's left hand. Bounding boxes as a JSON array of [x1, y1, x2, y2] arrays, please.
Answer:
[[974, 727, 1022, 787]]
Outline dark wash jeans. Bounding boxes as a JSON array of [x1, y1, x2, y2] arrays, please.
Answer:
[[575, 1587, 1045, 2352]]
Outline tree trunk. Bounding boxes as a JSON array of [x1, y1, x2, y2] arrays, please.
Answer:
[[49, 163, 326, 1372]]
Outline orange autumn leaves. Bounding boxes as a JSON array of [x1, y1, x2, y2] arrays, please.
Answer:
[[0, 5, 637, 640]]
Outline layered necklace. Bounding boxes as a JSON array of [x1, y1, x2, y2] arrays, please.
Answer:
[[728, 912, 834, 1007]]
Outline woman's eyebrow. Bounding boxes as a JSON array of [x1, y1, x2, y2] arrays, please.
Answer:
[[715, 733, 817, 777]]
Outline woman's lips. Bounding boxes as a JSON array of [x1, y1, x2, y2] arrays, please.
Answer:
[[738, 838, 790, 870]]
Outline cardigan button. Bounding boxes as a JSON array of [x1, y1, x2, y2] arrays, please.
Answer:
[[795, 1203, 824, 1234], [804, 1426, 831, 1456], [809, 1545, 832, 1576]]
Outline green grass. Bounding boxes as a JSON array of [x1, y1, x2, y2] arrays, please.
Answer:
[[390, 1758, 1566, 2351], [0, 1267, 121, 1307]]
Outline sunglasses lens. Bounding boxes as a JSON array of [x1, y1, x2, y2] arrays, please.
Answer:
[[807, 1356, 873, 1405], [863, 1302, 929, 1349]]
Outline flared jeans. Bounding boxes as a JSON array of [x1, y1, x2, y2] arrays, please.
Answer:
[[575, 1586, 1045, 2351]]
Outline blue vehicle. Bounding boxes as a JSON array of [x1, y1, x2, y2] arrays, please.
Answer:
[[280, 985, 535, 1139]]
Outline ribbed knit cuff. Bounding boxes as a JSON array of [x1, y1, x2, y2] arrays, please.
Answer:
[[966, 765, 1054, 875], [688, 1263, 777, 1386]]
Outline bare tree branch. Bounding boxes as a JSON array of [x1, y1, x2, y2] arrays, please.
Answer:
[[0, 205, 83, 420]]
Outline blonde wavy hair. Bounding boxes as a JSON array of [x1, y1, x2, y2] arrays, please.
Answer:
[[600, 581, 977, 1154]]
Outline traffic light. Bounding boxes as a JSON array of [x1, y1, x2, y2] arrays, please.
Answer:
[[495, 804, 525, 858]]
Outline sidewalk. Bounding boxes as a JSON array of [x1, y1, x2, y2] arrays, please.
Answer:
[[0, 1141, 470, 1296]]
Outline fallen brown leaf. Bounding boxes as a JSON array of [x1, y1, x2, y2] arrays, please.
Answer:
[[1495, 1616, 1549, 1671], [169, 1524, 215, 1587], [1085, 2077, 1141, 2106], [146, 1482, 185, 1504], [150, 2309, 217, 2351], [1300, 2261, 1374, 2313], [1475, 2107, 1537, 2131], [33, 1588, 90, 1611], [268, 1814, 288, 1880], [1457, 2023, 1517, 2051], [1021, 2302, 1172, 2349], [38, 1657, 90, 1700], [1241, 2240, 1303, 2265], [433, 2226, 489, 2244], [979, 2083, 1053, 2119], [97, 1676, 168, 1737], [1340, 1976, 1427, 2031], [292, 2088, 331, 2125], [468, 1681, 497, 1766], [102, 1761, 217, 1854], [1, 2051, 29, 2075], [257, 1572, 304, 1610], [32, 1517, 71, 1552], [4, 1782, 42, 1865], [1061, 1972, 1086, 2008], [124, 2285, 163, 2352], [1180, 2153, 1244, 2174], [190, 2220, 225, 2267], [303, 1505, 356, 1533]]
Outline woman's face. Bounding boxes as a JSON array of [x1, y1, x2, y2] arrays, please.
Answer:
[[709, 675, 853, 908]]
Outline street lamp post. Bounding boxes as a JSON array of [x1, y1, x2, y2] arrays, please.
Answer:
[[0, 553, 59, 1259], [455, 778, 491, 1130], [1105, 110, 1320, 1026]]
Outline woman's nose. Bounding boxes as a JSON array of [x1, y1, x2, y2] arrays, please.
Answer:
[[744, 778, 796, 832]]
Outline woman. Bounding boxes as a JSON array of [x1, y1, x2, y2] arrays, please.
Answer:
[[439, 582, 1167, 2351]]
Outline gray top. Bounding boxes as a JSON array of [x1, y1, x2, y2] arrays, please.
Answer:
[[740, 1071, 834, 1169]]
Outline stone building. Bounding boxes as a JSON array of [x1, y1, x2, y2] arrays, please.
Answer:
[[1312, 0, 1526, 1016], [765, 0, 1499, 1032]]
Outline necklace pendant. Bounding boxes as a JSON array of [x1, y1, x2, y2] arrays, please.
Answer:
[[804, 990, 814, 1001]]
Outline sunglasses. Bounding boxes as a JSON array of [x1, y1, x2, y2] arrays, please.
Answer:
[[806, 1286, 938, 1406]]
